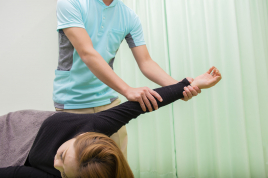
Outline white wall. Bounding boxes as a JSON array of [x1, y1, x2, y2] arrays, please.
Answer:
[[0, 0, 58, 115]]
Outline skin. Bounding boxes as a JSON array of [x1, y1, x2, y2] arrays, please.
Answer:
[[54, 1, 219, 178], [63, 27, 200, 112], [61, 0, 201, 114], [53, 67, 221, 178], [191, 66, 222, 89], [103, 0, 113, 6], [130, 45, 201, 103], [54, 138, 78, 178]]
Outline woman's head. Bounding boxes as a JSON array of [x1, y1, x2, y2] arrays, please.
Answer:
[[54, 132, 134, 178]]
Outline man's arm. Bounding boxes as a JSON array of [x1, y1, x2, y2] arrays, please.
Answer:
[[63, 27, 162, 112], [131, 45, 201, 101]]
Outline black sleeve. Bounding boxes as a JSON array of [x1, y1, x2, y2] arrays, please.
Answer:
[[0, 166, 59, 178], [94, 78, 190, 136]]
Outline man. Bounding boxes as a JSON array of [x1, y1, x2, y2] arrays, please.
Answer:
[[53, 0, 201, 159]]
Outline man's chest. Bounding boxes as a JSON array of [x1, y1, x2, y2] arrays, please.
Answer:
[[81, 3, 130, 38]]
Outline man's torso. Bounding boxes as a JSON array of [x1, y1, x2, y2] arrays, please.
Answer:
[[54, 0, 145, 109]]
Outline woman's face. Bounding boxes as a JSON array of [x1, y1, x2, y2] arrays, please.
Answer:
[[54, 138, 79, 178]]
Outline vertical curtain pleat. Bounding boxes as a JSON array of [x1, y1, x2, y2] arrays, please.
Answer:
[[115, 0, 268, 177]]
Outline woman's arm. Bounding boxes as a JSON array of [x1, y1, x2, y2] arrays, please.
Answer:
[[94, 78, 190, 136], [94, 67, 221, 136], [0, 166, 59, 178]]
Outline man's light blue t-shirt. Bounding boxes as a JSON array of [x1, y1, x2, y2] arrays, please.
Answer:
[[53, 0, 146, 109]]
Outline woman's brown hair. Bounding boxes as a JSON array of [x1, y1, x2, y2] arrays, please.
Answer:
[[73, 132, 134, 178]]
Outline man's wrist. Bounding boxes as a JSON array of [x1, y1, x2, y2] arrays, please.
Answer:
[[120, 84, 131, 97]]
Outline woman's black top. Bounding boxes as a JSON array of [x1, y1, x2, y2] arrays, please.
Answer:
[[0, 79, 190, 178]]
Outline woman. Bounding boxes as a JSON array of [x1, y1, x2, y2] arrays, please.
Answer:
[[0, 67, 221, 178]]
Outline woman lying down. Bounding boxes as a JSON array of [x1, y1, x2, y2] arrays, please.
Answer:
[[0, 67, 221, 178]]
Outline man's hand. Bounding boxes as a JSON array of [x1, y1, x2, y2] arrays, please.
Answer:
[[181, 77, 201, 101], [131, 46, 201, 102], [124, 87, 163, 112]]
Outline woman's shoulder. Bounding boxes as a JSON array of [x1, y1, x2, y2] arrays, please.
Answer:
[[41, 112, 98, 132]]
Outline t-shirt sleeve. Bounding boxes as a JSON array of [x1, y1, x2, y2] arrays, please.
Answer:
[[125, 15, 146, 48], [56, 0, 85, 31]]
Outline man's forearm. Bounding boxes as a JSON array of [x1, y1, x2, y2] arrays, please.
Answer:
[[81, 49, 130, 96], [131, 45, 199, 101], [63, 27, 163, 110], [139, 59, 179, 86]]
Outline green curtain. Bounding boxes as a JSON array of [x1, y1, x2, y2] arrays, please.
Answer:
[[114, 0, 268, 177]]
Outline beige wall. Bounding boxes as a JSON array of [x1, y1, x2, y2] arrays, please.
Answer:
[[0, 0, 58, 115]]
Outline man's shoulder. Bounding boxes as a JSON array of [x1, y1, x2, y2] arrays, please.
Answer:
[[118, 1, 137, 18]]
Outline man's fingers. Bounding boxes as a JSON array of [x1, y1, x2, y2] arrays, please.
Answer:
[[138, 98, 146, 112], [145, 90, 158, 111], [187, 86, 198, 96], [184, 87, 193, 99], [183, 91, 189, 101], [193, 86, 201, 93], [207, 66, 215, 74], [149, 89, 163, 102], [142, 92, 153, 112]]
